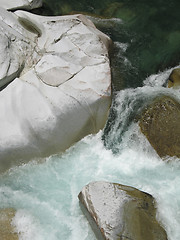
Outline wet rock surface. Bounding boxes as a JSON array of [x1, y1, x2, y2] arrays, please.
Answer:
[[139, 96, 180, 158], [0, 208, 18, 240], [78, 181, 167, 240]]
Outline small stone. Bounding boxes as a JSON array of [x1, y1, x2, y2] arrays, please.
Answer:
[[168, 68, 180, 88], [78, 181, 167, 240]]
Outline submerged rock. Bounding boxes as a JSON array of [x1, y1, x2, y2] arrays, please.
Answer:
[[139, 96, 180, 158], [0, 9, 111, 172], [0, 208, 18, 240], [78, 181, 167, 240], [0, 0, 42, 10], [168, 68, 180, 88]]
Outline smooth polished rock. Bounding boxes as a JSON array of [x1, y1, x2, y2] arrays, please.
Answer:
[[0, 10, 111, 172], [78, 181, 167, 240], [0, 0, 42, 10]]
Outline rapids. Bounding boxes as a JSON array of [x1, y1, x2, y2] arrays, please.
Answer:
[[1, 0, 180, 238], [0, 69, 180, 240]]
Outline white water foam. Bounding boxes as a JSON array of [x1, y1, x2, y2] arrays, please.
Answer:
[[0, 125, 179, 240], [0, 68, 180, 240], [143, 65, 180, 87]]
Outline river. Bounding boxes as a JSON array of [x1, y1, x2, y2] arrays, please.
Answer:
[[0, 0, 180, 239]]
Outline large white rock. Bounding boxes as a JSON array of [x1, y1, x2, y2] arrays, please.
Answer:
[[0, 9, 111, 172], [0, 0, 42, 10]]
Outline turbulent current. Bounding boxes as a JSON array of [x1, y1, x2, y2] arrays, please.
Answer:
[[0, 69, 180, 240]]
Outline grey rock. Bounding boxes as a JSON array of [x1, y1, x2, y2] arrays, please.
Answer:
[[0, 0, 42, 11], [78, 181, 167, 240]]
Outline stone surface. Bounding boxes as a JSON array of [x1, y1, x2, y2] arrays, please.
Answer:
[[0, 8, 36, 89], [78, 181, 167, 240], [0, 9, 111, 172], [0, 208, 18, 240], [0, 0, 42, 10], [168, 68, 180, 88], [139, 96, 180, 158]]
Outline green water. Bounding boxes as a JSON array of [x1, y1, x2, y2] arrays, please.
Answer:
[[33, 0, 180, 90]]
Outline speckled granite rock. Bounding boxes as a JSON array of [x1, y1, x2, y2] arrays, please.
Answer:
[[139, 96, 180, 158], [0, 208, 18, 240], [78, 181, 167, 240]]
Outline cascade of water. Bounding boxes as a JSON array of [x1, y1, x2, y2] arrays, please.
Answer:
[[0, 67, 179, 239], [103, 77, 180, 153]]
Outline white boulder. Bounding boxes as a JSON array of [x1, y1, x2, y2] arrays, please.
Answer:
[[0, 10, 111, 172], [0, 0, 42, 10]]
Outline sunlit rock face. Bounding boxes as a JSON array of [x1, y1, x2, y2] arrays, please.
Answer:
[[168, 68, 180, 89], [0, 8, 36, 88], [0, 0, 42, 10], [78, 181, 167, 240], [139, 96, 180, 158], [0, 9, 111, 172]]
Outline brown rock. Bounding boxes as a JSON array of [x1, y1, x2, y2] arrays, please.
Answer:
[[0, 208, 18, 240], [168, 68, 180, 88], [78, 181, 167, 240], [139, 96, 180, 158]]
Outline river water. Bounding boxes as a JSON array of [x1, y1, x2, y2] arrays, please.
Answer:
[[0, 0, 180, 239], [0, 70, 180, 240]]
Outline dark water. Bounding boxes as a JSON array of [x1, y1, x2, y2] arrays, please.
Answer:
[[34, 0, 180, 90]]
